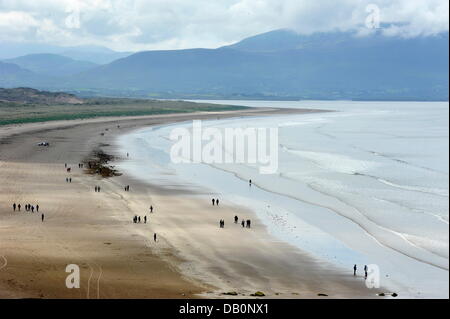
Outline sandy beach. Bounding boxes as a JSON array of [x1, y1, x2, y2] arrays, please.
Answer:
[[0, 107, 381, 299]]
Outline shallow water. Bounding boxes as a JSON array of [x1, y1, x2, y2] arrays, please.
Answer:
[[117, 100, 449, 298]]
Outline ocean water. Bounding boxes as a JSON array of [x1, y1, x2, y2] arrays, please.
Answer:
[[117, 100, 449, 298]]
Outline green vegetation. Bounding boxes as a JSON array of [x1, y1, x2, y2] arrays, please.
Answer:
[[250, 291, 266, 297], [0, 87, 83, 104], [0, 98, 247, 126]]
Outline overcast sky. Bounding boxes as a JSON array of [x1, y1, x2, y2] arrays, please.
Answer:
[[0, 0, 448, 51]]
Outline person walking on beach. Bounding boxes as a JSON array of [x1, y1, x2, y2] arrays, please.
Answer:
[[216, 199, 219, 206], [69, 178, 72, 183], [212, 199, 215, 206], [144, 216, 147, 224], [138, 216, 141, 223], [150, 206, 153, 213], [95, 186, 97, 192], [18, 204, 21, 211], [364, 265, 368, 279], [234, 215, 238, 224], [153, 233, 157, 242], [31, 206, 34, 213], [353, 264, 357, 276], [241, 220, 245, 228], [41, 213, 44, 222], [36, 205, 39, 213], [249, 179, 252, 186], [13, 203, 16, 211]]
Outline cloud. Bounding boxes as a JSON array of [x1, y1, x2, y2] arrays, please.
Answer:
[[0, 11, 40, 39], [0, 0, 448, 51]]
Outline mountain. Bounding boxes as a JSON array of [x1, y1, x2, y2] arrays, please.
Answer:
[[58, 45, 132, 64], [0, 42, 132, 64], [224, 28, 412, 52], [67, 29, 448, 100], [0, 61, 43, 87], [4, 54, 98, 77], [69, 48, 269, 93], [223, 28, 341, 52], [0, 87, 84, 104], [1, 29, 448, 100]]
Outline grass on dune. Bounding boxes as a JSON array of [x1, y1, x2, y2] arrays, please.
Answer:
[[0, 99, 247, 126]]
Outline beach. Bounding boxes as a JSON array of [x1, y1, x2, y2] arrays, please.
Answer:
[[0, 107, 379, 299], [116, 100, 449, 298]]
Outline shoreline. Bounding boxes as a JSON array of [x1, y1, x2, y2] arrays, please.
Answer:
[[0, 107, 381, 298]]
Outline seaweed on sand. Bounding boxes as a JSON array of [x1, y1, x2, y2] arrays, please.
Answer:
[[84, 149, 121, 178]]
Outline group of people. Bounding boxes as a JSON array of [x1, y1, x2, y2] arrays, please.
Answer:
[[212, 198, 220, 206], [65, 177, 72, 183], [220, 216, 252, 229], [233, 215, 251, 228], [78, 163, 84, 168], [13, 202, 39, 213], [353, 264, 369, 279], [12, 202, 44, 221], [124, 185, 130, 191], [94, 186, 101, 192], [133, 215, 147, 223]]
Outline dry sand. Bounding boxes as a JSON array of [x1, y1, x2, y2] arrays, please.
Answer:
[[0, 107, 380, 298]]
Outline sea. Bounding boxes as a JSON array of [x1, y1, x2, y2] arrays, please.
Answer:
[[117, 100, 449, 298]]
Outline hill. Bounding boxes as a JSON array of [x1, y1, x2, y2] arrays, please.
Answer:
[[0, 42, 132, 64], [68, 29, 448, 100], [0, 61, 48, 88], [1, 29, 448, 100], [0, 87, 84, 104], [4, 54, 98, 77]]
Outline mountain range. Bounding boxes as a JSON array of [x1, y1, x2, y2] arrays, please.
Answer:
[[0, 29, 448, 100], [4, 54, 97, 77], [0, 43, 132, 64]]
